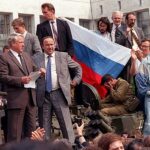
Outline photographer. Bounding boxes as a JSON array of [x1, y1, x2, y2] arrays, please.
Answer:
[[74, 120, 102, 149]]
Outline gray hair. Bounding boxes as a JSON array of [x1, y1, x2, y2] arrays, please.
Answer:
[[7, 33, 23, 47], [112, 11, 123, 18]]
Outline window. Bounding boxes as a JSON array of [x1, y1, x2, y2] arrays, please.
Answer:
[[100, 5, 103, 15], [18, 14, 33, 33], [79, 19, 90, 29], [0, 13, 11, 39], [139, 0, 142, 6], [137, 10, 150, 38], [118, 1, 121, 10]]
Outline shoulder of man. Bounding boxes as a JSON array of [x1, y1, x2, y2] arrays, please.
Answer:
[[134, 26, 143, 32], [22, 51, 33, 58], [37, 20, 49, 27], [57, 18, 69, 26], [120, 23, 127, 30], [32, 52, 43, 60], [117, 78, 129, 85], [55, 51, 68, 57], [0, 52, 9, 60], [26, 32, 38, 42]]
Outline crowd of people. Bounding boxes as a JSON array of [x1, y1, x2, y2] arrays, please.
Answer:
[[0, 1, 150, 150]]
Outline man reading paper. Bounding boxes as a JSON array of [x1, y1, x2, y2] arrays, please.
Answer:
[[0, 34, 45, 142]]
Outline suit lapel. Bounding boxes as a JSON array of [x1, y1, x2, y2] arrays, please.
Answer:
[[128, 32, 132, 45], [9, 51, 25, 74], [55, 52, 60, 75], [56, 19, 60, 41], [41, 54, 45, 68], [134, 27, 141, 41], [22, 53, 30, 75], [46, 21, 52, 36]]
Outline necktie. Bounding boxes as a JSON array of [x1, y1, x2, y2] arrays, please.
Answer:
[[18, 54, 28, 75], [51, 21, 59, 49], [130, 29, 141, 47], [46, 56, 52, 92], [115, 26, 120, 39]]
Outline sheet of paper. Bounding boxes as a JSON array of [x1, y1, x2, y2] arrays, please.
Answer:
[[29, 71, 41, 81], [24, 71, 41, 89]]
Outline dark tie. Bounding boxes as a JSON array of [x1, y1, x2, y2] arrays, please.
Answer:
[[46, 56, 52, 92], [18, 54, 28, 75], [51, 21, 59, 49], [130, 29, 141, 47], [115, 26, 120, 39]]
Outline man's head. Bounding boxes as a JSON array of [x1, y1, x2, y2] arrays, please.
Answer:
[[7, 33, 24, 54], [101, 74, 116, 89], [112, 11, 123, 27], [41, 3, 55, 20], [125, 12, 136, 28], [97, 17, 111, 34], [42, 36, 55, 55], [140, 39, 150, 57], [11, 18, 26, 34], [3, 45, 10, 53]]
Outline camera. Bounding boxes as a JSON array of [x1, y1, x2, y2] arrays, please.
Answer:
[[72, 116, 82, 126]]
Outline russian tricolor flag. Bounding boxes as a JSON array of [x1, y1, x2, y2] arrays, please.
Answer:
[[65, 19, 131, 98]]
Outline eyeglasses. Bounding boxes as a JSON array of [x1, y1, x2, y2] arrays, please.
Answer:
[[141, 45, 150, 48]]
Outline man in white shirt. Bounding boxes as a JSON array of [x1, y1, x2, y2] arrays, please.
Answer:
[[110, 11, 128, 47], [33, 36, 82, 143]]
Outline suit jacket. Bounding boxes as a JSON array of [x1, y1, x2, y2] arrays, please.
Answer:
[[24, 32, 42, 56], [0, 51, 37, 109], [33, 51, 82, 107], [110, 23, 128, 47], [36, 18, 74, 56], [126, 26, 144, 48]]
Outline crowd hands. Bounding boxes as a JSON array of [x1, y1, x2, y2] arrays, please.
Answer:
[[1, 121, 150, 150]]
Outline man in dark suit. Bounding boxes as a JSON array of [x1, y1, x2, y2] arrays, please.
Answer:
[[36, 3, 74, 56], [12, 18, 42, 56], [33, 37, 82, 143], [110, 11, 127, 47], [110, 11, 131, 81], [0, 34, 43, 142], [125, 12, 144, 50]]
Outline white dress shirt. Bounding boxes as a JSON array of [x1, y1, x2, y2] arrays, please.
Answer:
[[44, 52, 59, 90], [10, 50, 22, 65], [111, 24, 121, 42]]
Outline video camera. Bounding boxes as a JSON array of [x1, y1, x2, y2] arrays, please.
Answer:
[[72, 116, 82, 126]]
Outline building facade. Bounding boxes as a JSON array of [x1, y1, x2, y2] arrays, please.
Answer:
[[0, 0, 150, 49]]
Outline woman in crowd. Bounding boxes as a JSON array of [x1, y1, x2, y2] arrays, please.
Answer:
[[97, 133, 124, 150]]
